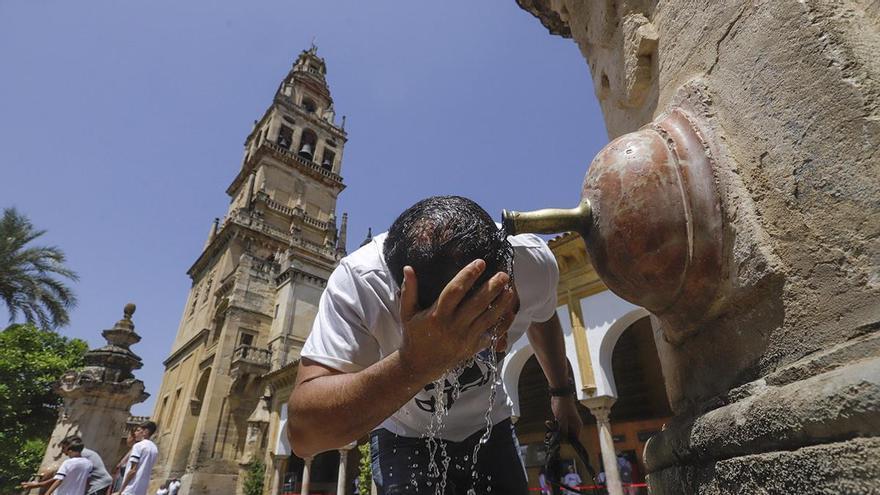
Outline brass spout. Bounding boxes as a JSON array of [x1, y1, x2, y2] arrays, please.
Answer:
[[502, 199, 592, 237]]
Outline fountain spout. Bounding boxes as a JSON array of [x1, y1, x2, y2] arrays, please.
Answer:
[[502, 199, 591, 238], [501, 107, 724, 341]]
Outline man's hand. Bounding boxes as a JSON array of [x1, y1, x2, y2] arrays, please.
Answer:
[[551, 395, 583, 439], [398, 259, 516, 383]]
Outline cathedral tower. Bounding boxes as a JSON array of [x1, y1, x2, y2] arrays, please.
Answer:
[[150, 46, 349, 494]]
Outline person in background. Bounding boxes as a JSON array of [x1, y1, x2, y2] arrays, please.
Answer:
[[154, 481, 169, 495], [114, 421, 159, 495], [562, 465, 582, 495], [595, 467, 608, 495], [167, 478, 181, 495], [109, 430, 137, 494], [617, 452, 634, 495], [538, 466, 552, 495], [21, 440, 93, 495], [53, 437, 113, 495]]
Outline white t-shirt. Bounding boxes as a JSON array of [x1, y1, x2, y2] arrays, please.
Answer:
[[302, 232, 559, 441], [563, 472, 583, 494], [122, 439, 158, 495], [53, 456, 93, 495]]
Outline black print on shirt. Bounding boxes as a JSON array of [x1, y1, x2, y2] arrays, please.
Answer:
[[413, 358, 492, 413]]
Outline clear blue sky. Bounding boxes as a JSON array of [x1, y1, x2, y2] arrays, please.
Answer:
[[0, 1, 607, 415]]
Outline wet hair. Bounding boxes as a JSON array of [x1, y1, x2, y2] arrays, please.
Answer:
[[384, 196, 513, 309], [139, 420, 157, 436]]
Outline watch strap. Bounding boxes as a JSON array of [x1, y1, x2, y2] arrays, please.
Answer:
[[548, 381, 576, 397]]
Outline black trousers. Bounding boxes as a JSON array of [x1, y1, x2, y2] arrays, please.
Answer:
[[370, 418, 528, 494]]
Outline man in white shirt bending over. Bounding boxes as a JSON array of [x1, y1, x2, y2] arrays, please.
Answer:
[[115, 420, 159, 495], [21, 439, 93, 495], [289, 196, 583, 494]]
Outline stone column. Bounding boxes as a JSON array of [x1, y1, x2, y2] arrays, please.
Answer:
[[583, 396, 623, 495], [566, 294, 596, 395], [268, 455, 287, 495], [301, 456, 313, 495], [337, 443, 356, 495]]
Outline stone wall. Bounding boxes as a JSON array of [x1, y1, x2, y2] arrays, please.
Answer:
[[517, 0, 880, 492]]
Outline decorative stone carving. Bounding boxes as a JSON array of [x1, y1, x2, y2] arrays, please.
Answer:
[[39, 304, 148, 474]]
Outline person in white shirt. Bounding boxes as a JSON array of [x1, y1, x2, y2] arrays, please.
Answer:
[[21, 440, 93, 495], [167, 478, 181, 495], [289, 196, 583, 494], [562, 465, 583, 495], [114, 421, 159, 495]]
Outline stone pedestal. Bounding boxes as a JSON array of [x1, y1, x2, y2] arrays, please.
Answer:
[[38, 304, 148, 473]]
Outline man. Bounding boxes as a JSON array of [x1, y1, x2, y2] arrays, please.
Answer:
[[617, 452, 634, 495], [167, 478, 181, 495], [289, 196, 582, 494], [562, 465, 582, 495], [114, 421, 159, 495], [21, 440, 93, 495], [58, 436, 113, 495]]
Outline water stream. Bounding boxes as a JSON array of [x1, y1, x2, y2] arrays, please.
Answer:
[[421, 328, 503, 495]]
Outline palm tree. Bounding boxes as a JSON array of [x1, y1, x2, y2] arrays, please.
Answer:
[[0, 208, 77, 329]]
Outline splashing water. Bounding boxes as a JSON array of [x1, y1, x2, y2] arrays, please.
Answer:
[[423, 360, 471, 495], [466, 329, 502, 495]]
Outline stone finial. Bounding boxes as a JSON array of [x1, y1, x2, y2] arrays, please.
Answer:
[[359, 227, 373, 248], [337, 213, 348, 255], [124, 303, 136, 319]]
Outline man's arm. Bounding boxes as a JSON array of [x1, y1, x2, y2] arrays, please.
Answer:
[[289, 260, 517, 458], [20, 478, 55, 490], [42, 479, 63, 495], [527, 313, 583, 437], [115, 460, 139, 494]]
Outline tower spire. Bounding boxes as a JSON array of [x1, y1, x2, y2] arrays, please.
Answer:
[[337, 212, 348, 256]]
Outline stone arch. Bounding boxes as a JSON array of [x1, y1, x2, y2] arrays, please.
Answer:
[[501, 343, 536, 420], [190, 367, 211, 416], [596, 307, 651, 397], [298, 128, 318, 159]]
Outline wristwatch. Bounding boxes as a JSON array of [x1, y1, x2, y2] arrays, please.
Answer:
[[548, 380, 576, 397]]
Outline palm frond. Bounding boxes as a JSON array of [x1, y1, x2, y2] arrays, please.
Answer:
[[0, 208, 78, 330]]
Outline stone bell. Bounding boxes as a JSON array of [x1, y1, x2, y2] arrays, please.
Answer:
[[503, 108, 723, 341], [298, 142, 314, 160]]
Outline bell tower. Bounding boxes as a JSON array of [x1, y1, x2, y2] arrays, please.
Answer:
[[151, 46, 350, 494]]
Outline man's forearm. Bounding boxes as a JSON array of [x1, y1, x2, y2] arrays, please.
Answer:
[[289, 351, 434, 458], [119, 464, 138, 492], [527, 314, 571, 388], [43, 479, 61, 495]]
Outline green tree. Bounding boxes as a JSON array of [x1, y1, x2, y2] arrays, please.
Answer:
[[358, 442, 371, 494], [0, 208, 78, 330], [0, 323, 87, 492], [242, 459, 266, 495]]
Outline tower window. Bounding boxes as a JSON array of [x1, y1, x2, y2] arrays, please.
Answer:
[[302, 98, 317, 114], [277, 125, 294, 150], [321, 149, 335, 170], [298, 129, 318, 160]]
